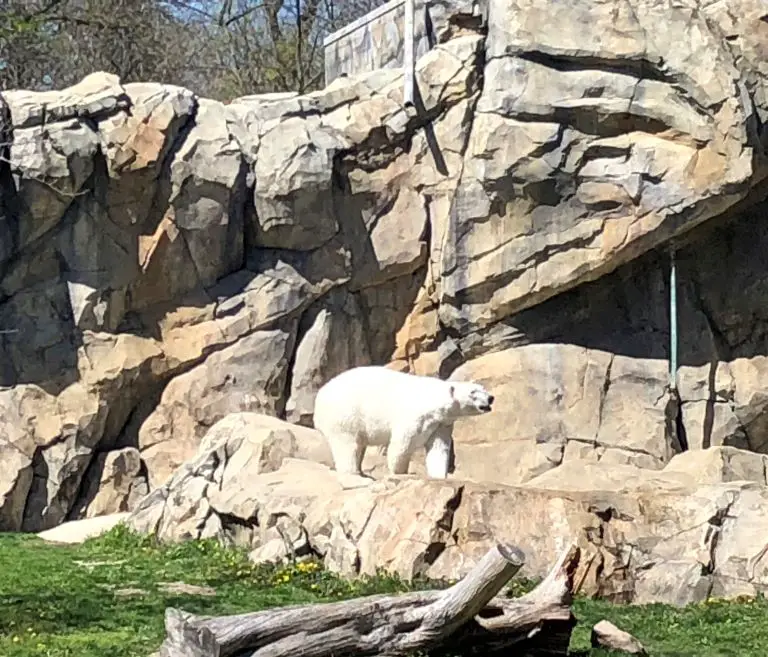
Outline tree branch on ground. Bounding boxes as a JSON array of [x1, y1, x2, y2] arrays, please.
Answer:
[[158, 542, 581, 657]]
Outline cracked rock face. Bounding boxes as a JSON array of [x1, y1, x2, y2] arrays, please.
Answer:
[[127, 418, 768, 605], [448, 344, 680, 484], [0, 30, 479, 529], [0, 0, 767, 572], [439, 0, 766, 333]]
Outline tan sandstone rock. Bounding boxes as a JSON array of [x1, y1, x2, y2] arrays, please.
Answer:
[[524, 446, 768, 493], [284, 289, 372, 426], [448, 344, 680, 485], [71, 448, 149, 519], [198, 412, 332, 468], [139, 328, 297, 489], [663, 446, 768, 485]]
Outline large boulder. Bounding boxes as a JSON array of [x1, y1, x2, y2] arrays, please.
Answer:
[[448, 344, 680, 484], [439, 0, 766, 334], [138, 328, 299, 489]]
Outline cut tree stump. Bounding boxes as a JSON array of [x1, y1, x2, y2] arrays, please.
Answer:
[[158, 541, 580, 657]]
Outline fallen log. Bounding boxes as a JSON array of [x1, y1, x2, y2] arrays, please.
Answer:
[[158, 541, 580, 657]]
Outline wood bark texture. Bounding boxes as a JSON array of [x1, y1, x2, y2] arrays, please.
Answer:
[[158, 541, 580, 657]]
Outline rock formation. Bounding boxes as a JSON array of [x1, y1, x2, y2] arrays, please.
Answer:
[[127, 413, 768, 605], [1, 0, 767, 580]]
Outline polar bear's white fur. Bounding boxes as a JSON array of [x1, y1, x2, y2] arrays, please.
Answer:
[[312, 366, 494, 478]]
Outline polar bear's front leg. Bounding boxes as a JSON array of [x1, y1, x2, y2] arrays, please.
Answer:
[[424, 425, 453, 479]]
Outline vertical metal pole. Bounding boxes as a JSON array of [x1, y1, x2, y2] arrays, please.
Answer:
[[403, 0, 415, 108], [669, 248, 678, 391]]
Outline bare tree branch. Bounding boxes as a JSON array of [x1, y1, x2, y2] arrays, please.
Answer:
[[2, 0, 370, 98]]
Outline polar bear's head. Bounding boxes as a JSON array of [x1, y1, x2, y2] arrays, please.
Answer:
[[449, 381, 494, 416]]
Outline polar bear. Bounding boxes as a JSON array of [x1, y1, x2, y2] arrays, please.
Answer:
[[312, 366, 494, 479]]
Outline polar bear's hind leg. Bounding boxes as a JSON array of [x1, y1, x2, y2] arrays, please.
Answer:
[[386, 434, 414, 474], [355, 441, 367, 472], [329, 434, 362, 475]]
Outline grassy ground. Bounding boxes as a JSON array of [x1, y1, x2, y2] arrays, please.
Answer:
[[0, 526, 766, 657]]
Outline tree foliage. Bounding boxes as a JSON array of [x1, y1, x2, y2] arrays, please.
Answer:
[[0, 0, 382, 98]]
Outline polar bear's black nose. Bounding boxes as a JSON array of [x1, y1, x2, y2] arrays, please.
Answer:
[[488, 395, 495, 405]]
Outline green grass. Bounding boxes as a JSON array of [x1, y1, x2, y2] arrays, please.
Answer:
[[0, 526, 766, 657]]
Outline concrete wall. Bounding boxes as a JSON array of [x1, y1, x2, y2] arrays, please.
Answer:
[[323, 0, 434, 85]]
